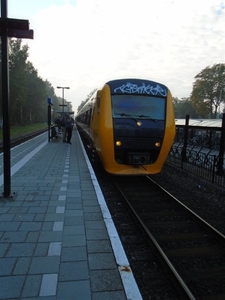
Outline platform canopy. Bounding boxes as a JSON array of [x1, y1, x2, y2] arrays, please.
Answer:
[[175, 119, 222, 129]]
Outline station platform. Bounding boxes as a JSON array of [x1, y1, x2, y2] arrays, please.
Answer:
[[0, 127, 142, 300]]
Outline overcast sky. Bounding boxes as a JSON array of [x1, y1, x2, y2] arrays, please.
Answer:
[[6, 0, 225, 113]]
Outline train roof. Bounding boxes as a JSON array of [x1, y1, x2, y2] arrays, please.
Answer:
[[175, 119, 223, 129]]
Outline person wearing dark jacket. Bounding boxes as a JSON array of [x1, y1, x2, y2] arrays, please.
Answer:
[[64, 114, 73, 144]]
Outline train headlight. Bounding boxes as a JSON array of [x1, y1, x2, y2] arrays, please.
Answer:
[[136, 121, 142, 127], [116, 141, 122, 146], [155, 142, 161, 147]]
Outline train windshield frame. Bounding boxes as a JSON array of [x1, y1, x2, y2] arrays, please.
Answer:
[[111, 94, 166, 120]]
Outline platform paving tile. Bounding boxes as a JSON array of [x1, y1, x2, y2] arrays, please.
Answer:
[[0, 214, 14, 221], [84, 212, 105, 221], [47, 206, 58, 213], [0, 221, 20, 231], [0, 275, 25, 299], [64, 209, 83, 217], [84, 205, 102, 213], [83, 200, 99, 207], [86, 228, 109, 240], [63, 224, 85, 235], [29, 256, 60, 274], [6, 242, 36, 257], [28, 206, 48, 213], [92, 291, 127, 300], [34, 213, 45, 220], [53, 221, 64, 231], [38, 231, 63, 242], [26, 232, 40, 242], [13, 257, 31, 275], [8, 206, 28, 213], [66, 196, 82, 202], [0, 257, 17, 275], [40, 273, 58, 296], [85, 220, 106, 230], [34, 243, 49, 256], [14, 213, 35, 221], [22, 275, 42, 298], [0, 243, 9, 257], [65, 203, 82, 210], [61, 245, 87, 262], [49, 200, 64, 207], [90, 269, 124, 292], [44, 213, 64, 221], [62, 234, 86, 247], [59, 261, 89, 281], [88, 252, 118, 270], [64, 215, 84, 226], [57, 280, 91, 300], [1, 230, 27, 242], [87, 239, 113, 253], [19, 221, 42, 231]]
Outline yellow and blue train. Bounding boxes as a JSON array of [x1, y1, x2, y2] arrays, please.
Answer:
[[76, 78, 175, 175]]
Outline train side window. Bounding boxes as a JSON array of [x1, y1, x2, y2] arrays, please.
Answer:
[[92, 107, 95, 120], [84, 111, 88, 124], [97, 96, 100, 114], [87, 108, 92, 126]]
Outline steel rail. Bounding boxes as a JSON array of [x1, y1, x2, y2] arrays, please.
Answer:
[[113, 180, 196, 300], [146, 175, 225, 245]]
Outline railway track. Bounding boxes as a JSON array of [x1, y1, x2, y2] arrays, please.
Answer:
[[112, 175, 225, 299], [0, 128, 48, 153]]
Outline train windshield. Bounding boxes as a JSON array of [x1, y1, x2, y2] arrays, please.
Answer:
[[112, 95, 165, 120]]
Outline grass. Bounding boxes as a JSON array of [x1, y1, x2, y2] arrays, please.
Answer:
[[0, 123, 48, 142]]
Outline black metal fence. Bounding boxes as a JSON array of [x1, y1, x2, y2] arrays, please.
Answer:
[[167, 114, 225, 188], [168, 144, 225, 188]]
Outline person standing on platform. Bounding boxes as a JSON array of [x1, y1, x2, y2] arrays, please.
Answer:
[[60, 115, 67, 142], [64, 114, 73, 144]]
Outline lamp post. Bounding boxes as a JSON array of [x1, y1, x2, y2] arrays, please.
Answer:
[[66, 101, 72, 113], [57, 86, 70, 117]]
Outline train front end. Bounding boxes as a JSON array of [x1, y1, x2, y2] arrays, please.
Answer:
[[99, 79, 175, 175]]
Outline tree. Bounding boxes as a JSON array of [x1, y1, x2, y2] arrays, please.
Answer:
[[7, 39, 60, 125], [25, 62, 48, 123], [190, 64, 225, 118], [9, 39, 29, 125], [173, 97, 197, 118], [0, 39, 63, 126]]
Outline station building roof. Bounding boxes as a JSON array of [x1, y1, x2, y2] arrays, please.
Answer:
[[175, 119, 222, 129]]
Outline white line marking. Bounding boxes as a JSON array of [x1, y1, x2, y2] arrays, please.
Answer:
[[0, 141, 48, 187], [39, 274, 58, 296]]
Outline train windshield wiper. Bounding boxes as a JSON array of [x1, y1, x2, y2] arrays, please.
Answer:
[[115, 113, 131, 117], [136, 114, 157, 122], [115, 112, 140, 122], [114, 113, 157, 122]]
